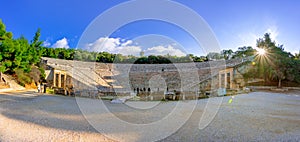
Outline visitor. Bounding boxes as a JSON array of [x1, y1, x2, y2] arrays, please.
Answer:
[[44, 84, 47, 94], [37, 83, 41, 93]]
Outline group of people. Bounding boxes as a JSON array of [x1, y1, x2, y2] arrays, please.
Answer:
[[37, 83, 46, 93]]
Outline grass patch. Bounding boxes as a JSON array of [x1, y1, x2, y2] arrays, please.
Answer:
[[46, 88, 54, 94]]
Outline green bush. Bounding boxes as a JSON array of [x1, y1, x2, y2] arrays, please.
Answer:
[[46, 88, 54, 94]]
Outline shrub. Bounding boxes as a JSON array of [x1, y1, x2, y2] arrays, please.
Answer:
[[46, 88, 54, 94], [29, 66, 41, 84], [15, 69, 32, 86]]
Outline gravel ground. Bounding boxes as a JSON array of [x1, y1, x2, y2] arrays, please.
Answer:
[[0, 90, 299, 142]]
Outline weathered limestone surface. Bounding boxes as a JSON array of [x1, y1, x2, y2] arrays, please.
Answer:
[[42, 57, 247, 97]]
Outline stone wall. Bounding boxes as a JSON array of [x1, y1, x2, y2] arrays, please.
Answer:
[[42, 57, 245, 97]]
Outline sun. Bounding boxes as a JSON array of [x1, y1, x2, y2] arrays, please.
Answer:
[[257, 48, 266, 55]]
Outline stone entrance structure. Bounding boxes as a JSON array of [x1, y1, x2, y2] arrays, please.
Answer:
[[45, 66, 73, 95], [219, 68, 234, 89]]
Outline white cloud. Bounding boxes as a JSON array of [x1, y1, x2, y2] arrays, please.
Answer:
[[85, 37, 187, 57], [85, 37, 141, 56], [43, 40, 51, 47], [121, 40, 133, 46], [52, 38, 69, 49], [144, 45, 186, 57]]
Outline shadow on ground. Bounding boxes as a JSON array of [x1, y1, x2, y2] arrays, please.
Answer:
[[0, 91, 97, 132]]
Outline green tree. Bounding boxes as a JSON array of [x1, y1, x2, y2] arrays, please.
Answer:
[[256, 33, 295, 88], [31, 28, 43, 62], [96, 52, 115, 63], [232, 46, 256, 59], [0, 34, 15, 73], [221, 49, 234, 60], [0, 19, 9, 38], [135, 56, 148, 64], [207, 52, 222, 60], [0, 19, 45, 85], [114, 54, 124, 63], [148, 55, 158, 64], [0, 19, 13, 79]]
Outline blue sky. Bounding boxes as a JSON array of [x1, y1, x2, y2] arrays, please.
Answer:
[[1, 0, 299, 56]]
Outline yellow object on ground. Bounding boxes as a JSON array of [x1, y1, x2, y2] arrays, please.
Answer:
[[228, 96, 234, 104], [228, 98, 233, 104]]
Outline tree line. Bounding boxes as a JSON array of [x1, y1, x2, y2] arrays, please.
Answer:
[[40, 45, 258, 64]]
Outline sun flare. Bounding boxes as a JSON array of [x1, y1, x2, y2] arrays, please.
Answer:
[[257, 48, 266, 55]]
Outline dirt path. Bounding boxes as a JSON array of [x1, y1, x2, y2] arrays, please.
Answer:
[[0, 114, 112, 142], [0, 91, 113, 142], [0, 90, 299, 141]]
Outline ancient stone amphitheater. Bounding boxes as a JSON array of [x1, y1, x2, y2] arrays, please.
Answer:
[[42, 57, 248, 100]]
